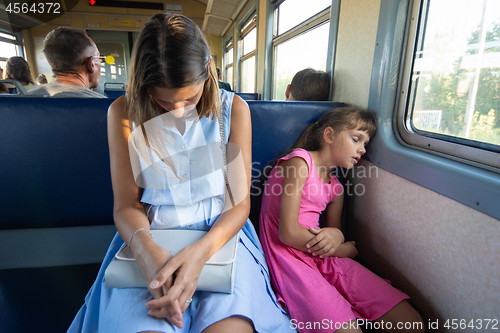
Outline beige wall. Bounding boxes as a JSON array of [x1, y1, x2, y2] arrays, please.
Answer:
[[348, 160, 500, 330], [333, 0, 380, 109], [334, 0, 500, 329], [22, 0, 223, 77]]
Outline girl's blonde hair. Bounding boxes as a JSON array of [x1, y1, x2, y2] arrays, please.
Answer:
[[126, 13, 220, 127], [292, 106, 377, 151]]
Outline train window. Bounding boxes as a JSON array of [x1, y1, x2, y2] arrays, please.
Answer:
[[0, 32, 21, 69], [275, 0, 331, 35], [240, 13, 257, 93], [271, 1, 331, 100], [224, 38, 233, 89], [399, 0, 500, 169]]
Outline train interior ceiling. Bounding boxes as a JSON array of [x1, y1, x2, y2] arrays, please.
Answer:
[[1, 0, 499, 332]]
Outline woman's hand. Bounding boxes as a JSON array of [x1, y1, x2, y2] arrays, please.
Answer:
[[145, 240, 209, 328], [135, 241, 175, 297], [306, 227, 344, 258]]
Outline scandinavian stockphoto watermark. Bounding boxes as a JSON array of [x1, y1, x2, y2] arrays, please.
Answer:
[[290, 318, 424, 331], [250, 161, 379, 198], [127, 106, 380, 222]]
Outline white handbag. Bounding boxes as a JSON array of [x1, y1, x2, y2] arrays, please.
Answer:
[[104, 230, 239, 293]]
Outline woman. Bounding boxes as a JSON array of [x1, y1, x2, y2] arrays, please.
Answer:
[[5, 56, 36, 90], [68, 13, 294, 333]]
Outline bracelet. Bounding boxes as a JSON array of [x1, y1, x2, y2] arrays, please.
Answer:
[[128, 228, 152, 247]]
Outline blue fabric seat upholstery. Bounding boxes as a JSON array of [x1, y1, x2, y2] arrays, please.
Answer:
[[236, 92, 260, 100], [0, 97, 345, 332]]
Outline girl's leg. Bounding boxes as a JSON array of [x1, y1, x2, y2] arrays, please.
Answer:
[[373, 301, 424, 333], [202, 315, 254, 333], [334, 320, 363, 333], [321, 258, 416, 332]]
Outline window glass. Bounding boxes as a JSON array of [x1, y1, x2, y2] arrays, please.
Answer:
[[242, 27, 256, 55], [241, 56, 255, 93], [95, 42, 126, 92], [226, 65, 233, 89], [277, 0, 331, 35], [408, 0, 500, 147], [0, 32, 17, 41], [0, 41, 19, 60], [226, 46, 233, 65], [241, 16, 256, 32], [273, 22, 330, 100]]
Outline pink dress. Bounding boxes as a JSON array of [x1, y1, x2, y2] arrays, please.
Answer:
[[259, 149, 409, 332]]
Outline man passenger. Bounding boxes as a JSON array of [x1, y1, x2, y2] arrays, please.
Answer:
[[216, 67, 232, 91], [28, 27, 106, 98]]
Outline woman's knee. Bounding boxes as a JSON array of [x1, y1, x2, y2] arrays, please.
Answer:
[[202, 315, 254, 333]]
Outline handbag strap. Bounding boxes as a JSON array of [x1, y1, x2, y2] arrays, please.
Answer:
[[218, 106, 227, 207]]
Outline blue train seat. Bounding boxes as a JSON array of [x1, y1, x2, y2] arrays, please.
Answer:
[[0, 96, 345, 332], [103, 82, 126, 99], [0, 79, 28, 95], [0, 97, 115, 332], [236, 92, 260, 100]]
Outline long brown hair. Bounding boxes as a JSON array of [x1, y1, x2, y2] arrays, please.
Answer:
[[126, 13, 220, 127], [292, 106, 377, 152], [5, 57, 35, 86], [255, 105, 377, 203]]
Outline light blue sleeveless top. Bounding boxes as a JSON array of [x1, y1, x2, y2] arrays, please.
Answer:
[[135, 90, 231, 230]]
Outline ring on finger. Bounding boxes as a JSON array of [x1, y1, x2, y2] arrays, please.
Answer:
[[186, 298, 193, 304]]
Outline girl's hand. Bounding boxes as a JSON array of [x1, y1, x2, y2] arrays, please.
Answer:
[[306, 227, 344, 258], [145, 240, 209, 328], [341, 240, 359, 258]]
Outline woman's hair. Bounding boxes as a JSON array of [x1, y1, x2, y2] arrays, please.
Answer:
[[127, 13, 220, 127], [292, 106, 377, 151], [36, 74, 48, 85], [5, 57, 35, 86]]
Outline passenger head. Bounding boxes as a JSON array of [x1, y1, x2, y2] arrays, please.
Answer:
[[127, 13, 219, 126], [43, 27, 101, 88], [285, 68, 330, 101], [292, 106, 377, 151], [36, 74, 48, 85], [5, 56, 35, 86]]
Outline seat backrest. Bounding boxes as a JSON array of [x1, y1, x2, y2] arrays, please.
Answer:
[[0, 79, 28, 95], [0, 97, 344, 231], [236, 92, 260, 101], [104, 82, 126, 99], [0, 97, 115, 230], [247, 100, 346, 229], [248, 101, 346, 175]]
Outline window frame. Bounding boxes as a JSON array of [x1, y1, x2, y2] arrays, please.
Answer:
[[367, 0, 500, 221], [238, 11, 257, 93], [224, 37, 234, 86], [271, 4, 332, 100], [396, 0, 500, 171], [0, 31, 23, 63]]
